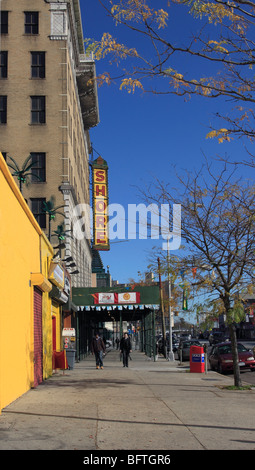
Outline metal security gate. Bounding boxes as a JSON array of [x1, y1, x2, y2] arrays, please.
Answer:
[[34, 287, 43, 388], [143, 310, 156, 359]]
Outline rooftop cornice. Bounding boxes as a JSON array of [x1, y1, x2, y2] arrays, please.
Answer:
[[45, 0, 84, 54]]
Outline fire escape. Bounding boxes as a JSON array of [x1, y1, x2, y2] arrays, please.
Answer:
[[76, 53, 100, 130]]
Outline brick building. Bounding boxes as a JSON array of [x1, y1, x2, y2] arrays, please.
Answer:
[[0, 0, 99, 286]]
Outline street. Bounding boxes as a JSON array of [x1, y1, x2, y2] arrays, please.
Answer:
[[240, 369, 255, 385]]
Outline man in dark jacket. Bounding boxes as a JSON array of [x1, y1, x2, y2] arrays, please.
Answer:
[[120, 332, 132, 367], [91, 332, 106, 369]]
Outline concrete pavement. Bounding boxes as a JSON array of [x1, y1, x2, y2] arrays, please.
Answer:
[[0, 349, 255, 451]]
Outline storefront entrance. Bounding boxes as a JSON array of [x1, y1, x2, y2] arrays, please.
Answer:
[[72, 285, 160, 360]]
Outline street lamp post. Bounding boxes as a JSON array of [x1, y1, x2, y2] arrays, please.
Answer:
[[167, 238, 175, 362]]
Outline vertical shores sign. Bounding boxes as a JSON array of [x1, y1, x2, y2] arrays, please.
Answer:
[[92, 156, 110, 251]]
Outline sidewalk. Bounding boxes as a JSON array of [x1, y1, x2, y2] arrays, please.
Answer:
[[0, 349, 255, 451]]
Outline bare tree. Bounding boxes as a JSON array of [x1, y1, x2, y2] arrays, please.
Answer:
[[142, 160, 255, 386]]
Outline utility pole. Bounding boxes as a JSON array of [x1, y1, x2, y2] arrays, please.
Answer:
[[158, 257, 167, 358], [167, 238, 175, 361]]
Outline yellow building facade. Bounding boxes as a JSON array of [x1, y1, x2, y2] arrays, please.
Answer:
[[0, 153, 60, 413]]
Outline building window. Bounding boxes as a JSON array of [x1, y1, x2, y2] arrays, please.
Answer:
[[30, 152, 46, 182], [0, 52, 8, 78], [31, 198, 46, 228], [31, 96, 46, 124], [24, 12, 39, 35], [31, 52, 45, 79], [0, 11, 9, 34], [0, 96, 7, 124]]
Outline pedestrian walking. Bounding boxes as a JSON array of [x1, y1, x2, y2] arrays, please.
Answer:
[[116, 337, 120, 350], [120, 332, 132, 367], [91, 332, 106, 369]]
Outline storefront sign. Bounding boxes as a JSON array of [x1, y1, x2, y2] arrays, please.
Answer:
[[96, 293, 115, 304], [62, 328, 75, 337], [92, 292, 140, 305], [49, 262, 65, 289], [92, 157, 110, 251], [117, 292, 140, 304]]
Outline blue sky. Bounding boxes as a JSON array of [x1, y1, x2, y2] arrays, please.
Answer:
[[80, 1, 251, 291]]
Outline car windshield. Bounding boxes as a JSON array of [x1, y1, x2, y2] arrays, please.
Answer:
[[237, 343, 248, 352], [218, 343, 247, 355]]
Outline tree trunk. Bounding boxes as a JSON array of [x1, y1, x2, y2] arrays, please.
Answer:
[[224, 294, 242, 387], [229, 322, 242, 387]]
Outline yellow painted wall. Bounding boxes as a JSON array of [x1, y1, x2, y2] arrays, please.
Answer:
[[40, 234, 54, 380], [0, 154, 55, 411]]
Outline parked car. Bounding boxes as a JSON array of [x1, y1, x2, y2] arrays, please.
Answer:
[[208, 331, 230, 346], [177, 340, 201, 361], [209, 342, 255, 374], [157, 336, 179, 354]]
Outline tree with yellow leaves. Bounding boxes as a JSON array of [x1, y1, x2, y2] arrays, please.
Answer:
[[88, 0, 255, 162]]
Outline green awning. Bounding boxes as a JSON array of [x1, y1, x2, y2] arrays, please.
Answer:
[[72, 285, 160, 322], [73, 285, 159, 307]]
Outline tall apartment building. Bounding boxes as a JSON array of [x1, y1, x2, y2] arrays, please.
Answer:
[[0, 0, 99, 287]]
